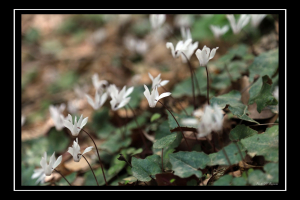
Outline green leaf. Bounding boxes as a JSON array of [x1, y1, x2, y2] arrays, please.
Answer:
[[248, 75, 278, 113], [57, 173, 77, 186], [169, 151, 210, 178], [229, 124, 258, 141], [208, 142, 246, 166], [153, 133, 178, 149], [150, 113, 161, 122], [131, 155, 162, 181], [213, 174, 233, 186], [241, 125, 278, 162], [155, 120, 183, 149], [22, 164, 37, 186], [232, 177, 247, 186], [210, 90, 259, 124], [100, 131, 131, 153], [84, 167, 114, 186], [128, 85, 145, 108], [92, 107, 114, 139], [249, 48, 278, 82], [263, 163, 279, 183], [248, 170, 267, 185]]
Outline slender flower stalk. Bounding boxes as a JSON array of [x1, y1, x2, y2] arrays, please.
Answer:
[[81, 154, 99, 186], [53, 169, 72, 186], [80, 129, 108, 186], [157, 100, 191, 151], [205, 66, 210, 104]]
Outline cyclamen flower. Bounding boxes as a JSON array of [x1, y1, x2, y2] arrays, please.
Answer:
[[40, 152, 62, 176], [109, 85, 134, 111], [67, 138, 93, 162], [179, 27, 198, 63], [210, 25, 229, 39], [250, 14, 267, 27], [31, 168, 46, 184], [143, 85, 171, 108], [49, 104, 66, 131], [85, 90, 108, 110], [63, 114, 88, 136], [195, 45, 219, 67], [166, 39, 192, 58], [198, 104, 223, 138], [226, 14, 250, 34], [148, 73, 169, 89], [149, 14, 166, 29], [181, 104, 223, 138], [92, 74, 108, 93]]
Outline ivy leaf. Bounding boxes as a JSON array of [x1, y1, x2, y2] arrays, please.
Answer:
[[150, 113, 161, 122], [249, 48, 278, 82], [263, 163, 279, 183], [169, 151, 210, 178], [248, 75, 278, 113], [232, 177, 247, 186], [229, 124, 258, 141], [210, 90, 259, 124], [100, 131, 131, 153], [131, 155, 162, 182], [213, 174, 233, 186], [208, 142, 246, 166], [155, 120, 183, 149], [153, 133, 178, 149], [248, 170, 268, 185], [241, 125, 278, 162]]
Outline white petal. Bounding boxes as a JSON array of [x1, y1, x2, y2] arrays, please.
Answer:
[[166, 42, 175, 58], [100, 92, 108, 107], [67, 147, 74, 156], [117, 97, 131, 110], [148, 73, 154, 81], [80, 117, 88, 129], [49, 152, 56, 168], [82, 146, 93, 155], [209, 47, 219, 60], [143, 85, 151, 103], [85, 94, 96, 109], [125, 86, 134, 98], [156, 92, 171, 101], [52, 155, 62, 169], [160, 80, 169, 87]]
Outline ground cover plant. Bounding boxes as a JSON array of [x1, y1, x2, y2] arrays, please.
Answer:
[[21, 13, 280, 187]]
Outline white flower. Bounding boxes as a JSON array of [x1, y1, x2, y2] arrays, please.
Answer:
[[197, 104, 223, 138], [109, 85, 134, 111], [143, 85, 171, 108], [31, 168, 46, 184], [195, 45, 219, 67], [148, 73, 169, 90], [63, 114, 88, 136], [273, 86, 279, 101], [67, 138, 93, 162], [85, 90, 108, 110], [179, 27, 198, 63], [49, 104, 66, 131], [166, 39, 192, 58], [40, 152, 62, 176], [226, 14, 250, 34], [174, 15, 192, 28], [250, 14, 267, 28], [124, 36, 148, 55], [210, 25, 229, 39], [92, 74, 108, 93], [74, 84, 89, 99], [149, 14, 166, 29]]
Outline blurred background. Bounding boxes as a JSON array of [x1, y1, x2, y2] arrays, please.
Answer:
[[21, 14, 278, 186]]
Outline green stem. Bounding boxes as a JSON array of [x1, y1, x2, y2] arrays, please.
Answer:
[[81, 154, 99, 186]]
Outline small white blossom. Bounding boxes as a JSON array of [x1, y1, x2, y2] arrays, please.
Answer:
[[166, 39, 192, 58], [40, 152, 62, 176], [210, 25, 229, 39], [63, 114, 88, 136], [273, 86, 279, 101], [179, 27, 198, 63], [226, 14, 250, 34], [250, 14, 267, 27], [31, 168, 46, 184], [85, 90, 108, 110], [195, 45, 219, 67], [109, 85, 134, 111], [149, 14, 166, 29], [124, 36, 148, 55], [197, 104, 223, 138], [74, 84, 89, 99], [49, 104, 66, 131], [92, 74, 108, 93], [143, 85, 171, 108], [67, 138, 93, 162], [174, 15, 192, 28], [148, 73, 169, 90]]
